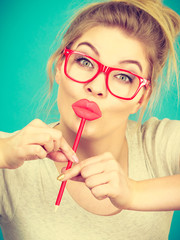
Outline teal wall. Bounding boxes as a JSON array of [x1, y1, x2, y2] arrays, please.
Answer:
[[0, 0, 179, 239]]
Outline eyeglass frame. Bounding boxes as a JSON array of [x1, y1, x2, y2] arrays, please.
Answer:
[[62, 47, 151, 100]]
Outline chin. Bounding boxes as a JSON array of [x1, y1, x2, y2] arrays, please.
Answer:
[[68, 116, 100, 138], [81, 121, 104, 140]]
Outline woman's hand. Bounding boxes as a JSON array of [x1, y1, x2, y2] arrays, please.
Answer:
[[0, 119, 78, 169], [58, 152, 134, 210], [58, 152, 180, 211]]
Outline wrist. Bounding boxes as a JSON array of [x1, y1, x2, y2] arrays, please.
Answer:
[[124, 178, 139, 210], [110, 178, 138, 211]]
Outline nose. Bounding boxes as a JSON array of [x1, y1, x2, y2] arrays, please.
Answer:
[[84, 73, 107, 98]]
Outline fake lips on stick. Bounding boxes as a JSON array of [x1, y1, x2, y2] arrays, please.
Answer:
[[72, 99, 102, 120], [55, 99, 102, 209]]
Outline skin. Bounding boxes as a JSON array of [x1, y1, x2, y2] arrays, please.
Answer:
[[1, 25, 180, 216], [54, 26, 180, 214], [55, 26, 149, 158], [54, 26, 150, 215]]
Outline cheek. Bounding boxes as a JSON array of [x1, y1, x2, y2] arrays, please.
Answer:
[[105, 96, 140, 117], [58, 69, 83, 99], [56, 72, 72, 116], [56, 73, 85, 129], [56, 68, 142, 135], [56, 61, 76, 95]]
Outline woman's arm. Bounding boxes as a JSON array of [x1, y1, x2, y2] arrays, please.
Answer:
[[129, 174, 180, 211], [57, 152, 180, 212]]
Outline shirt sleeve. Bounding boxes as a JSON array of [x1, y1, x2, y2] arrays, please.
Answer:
[[141, 117, 180, 177]]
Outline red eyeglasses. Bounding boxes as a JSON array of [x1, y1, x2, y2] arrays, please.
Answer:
[[62, 47, 150, 100]]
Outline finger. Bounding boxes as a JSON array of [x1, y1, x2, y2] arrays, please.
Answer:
[[60, 167, 84, 182], [37, 128, 62, 150], [81, 157, 121, 180], [57, 163, 82, 181], [23, 124, 62, 146], [47, 151, 68, 162], [59, 137, 79, 163], [23, 133, 55, 145], [43, 130, 78, 162], [69, 166, 119, 184], [23, 132, 78, 163], [91, 172, 122, 200], [69, 174, 84, 182], [21, 145, 47, 160], [53, 139, 60, 152], [43, 139, 54, 153], [85, 172, 109, 189], [61, 167, 66, 173], [91, 184, 109, 200], [79, 152, 114, 172], [81, 162, 104, 179], [24, 133, 55, 153], [25, 120, 73, 156], [57, 153, 113, 182], [57, 156, 101, 181]]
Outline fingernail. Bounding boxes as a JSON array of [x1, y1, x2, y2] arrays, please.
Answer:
[[72, 154, 79, 163], [57, 174, 65, 181]]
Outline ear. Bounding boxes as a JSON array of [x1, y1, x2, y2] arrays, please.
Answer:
[[55, 61, 63, 85], [130, 87, 152, 114], [55, 68, 61, 85]]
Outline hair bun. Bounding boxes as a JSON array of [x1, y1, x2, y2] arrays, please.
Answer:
[[162, 6, 180, 39]]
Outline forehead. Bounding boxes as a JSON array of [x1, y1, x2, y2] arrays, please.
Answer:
[[73, 26, 145, 57], [72, 26, 149, 74]]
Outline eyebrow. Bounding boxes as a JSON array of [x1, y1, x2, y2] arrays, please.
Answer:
[[77, 42, 142, 72], [77, 42, 99, 56], [119, 60, 142, 73]]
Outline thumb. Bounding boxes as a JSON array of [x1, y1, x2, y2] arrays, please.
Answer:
[[61, 167, 66, 173]]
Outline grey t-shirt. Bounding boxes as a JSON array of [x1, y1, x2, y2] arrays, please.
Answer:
[[0, 117, 180, 240]]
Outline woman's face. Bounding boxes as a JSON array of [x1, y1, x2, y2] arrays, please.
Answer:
[[55, 26, 150, 139]]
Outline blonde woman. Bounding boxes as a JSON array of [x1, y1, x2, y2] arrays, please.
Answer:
[[0, 0, 180, 239]]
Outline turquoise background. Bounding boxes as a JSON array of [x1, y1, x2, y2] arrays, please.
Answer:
[[0, 0, 179, 239]]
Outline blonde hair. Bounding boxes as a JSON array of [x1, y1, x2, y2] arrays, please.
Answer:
[[47, 0, 180, 121]]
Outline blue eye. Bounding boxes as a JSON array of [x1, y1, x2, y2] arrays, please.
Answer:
[[75, 57, 94, 68], [115, 74, 133, 83]]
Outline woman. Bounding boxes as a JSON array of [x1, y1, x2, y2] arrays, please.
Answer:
[[0, 0, 180, 239]]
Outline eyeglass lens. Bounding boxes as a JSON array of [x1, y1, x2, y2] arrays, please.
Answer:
[[66, 53, 140, 99]]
